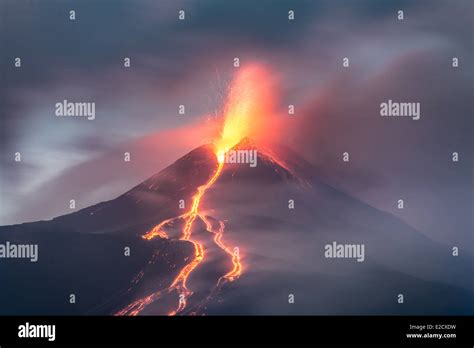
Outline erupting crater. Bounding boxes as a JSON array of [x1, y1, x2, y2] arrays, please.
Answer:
[[116, 63, 283, 316]]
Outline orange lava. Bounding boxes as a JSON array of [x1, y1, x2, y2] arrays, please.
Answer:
[[166, 161, 224, 315], [201, 216, 241, 284], [214, 63, 278, 158], [116, 160, 227, 316]]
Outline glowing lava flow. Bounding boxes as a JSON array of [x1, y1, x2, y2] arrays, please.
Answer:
[[116, 159, 241, 316], [166, 160, 224, 316], [201, 216, 241, 284]]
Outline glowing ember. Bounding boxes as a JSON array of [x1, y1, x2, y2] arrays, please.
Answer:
[[214, 64, 277, 160]]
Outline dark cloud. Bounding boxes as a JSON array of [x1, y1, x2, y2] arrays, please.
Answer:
[[1, 0, 318, 154], [1, 0, 472, 239], [287, 47, 472, 244], [60, 133, 118, 154]]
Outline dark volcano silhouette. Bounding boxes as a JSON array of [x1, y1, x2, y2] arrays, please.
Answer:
[[0, 141, 472, 315]]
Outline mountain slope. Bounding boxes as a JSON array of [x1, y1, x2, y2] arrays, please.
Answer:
[[0, 141, 472, 315]]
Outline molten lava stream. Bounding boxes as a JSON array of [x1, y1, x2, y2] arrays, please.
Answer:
[[200, 216, 241, 285], [116, 160, 233, 316], [166, 161, 225, 315]]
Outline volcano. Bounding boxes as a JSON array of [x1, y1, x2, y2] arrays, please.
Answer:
[[0, 139, 472, 315]]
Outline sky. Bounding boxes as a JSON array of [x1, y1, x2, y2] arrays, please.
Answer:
[[1, 0, 472, 248]]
